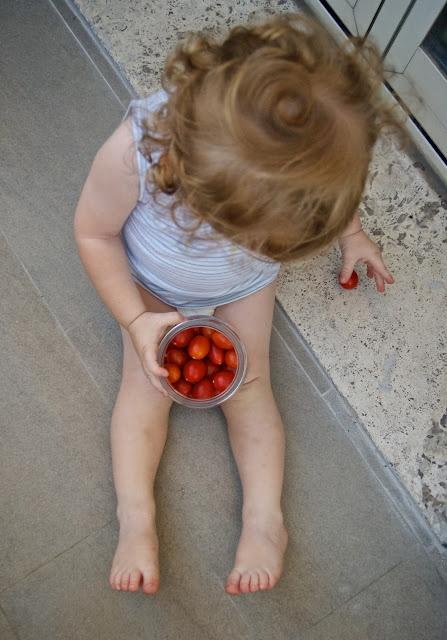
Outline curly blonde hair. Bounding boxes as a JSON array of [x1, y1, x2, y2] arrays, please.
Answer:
[[139, 13, 402, 262]]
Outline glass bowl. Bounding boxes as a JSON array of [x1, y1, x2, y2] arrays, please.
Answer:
[[157, 315, 247, 408]]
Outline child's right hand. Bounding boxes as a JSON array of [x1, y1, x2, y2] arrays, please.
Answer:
[[126, 311, 184, 395]]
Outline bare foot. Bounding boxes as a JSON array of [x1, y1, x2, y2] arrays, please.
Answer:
[[225, 513, 288, 595], [109, 511, 160, 595]]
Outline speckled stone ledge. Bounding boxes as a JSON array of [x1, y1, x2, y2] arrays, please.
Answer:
[[70, 0, 447, 544]]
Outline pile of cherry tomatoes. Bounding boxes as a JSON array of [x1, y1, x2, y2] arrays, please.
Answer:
[[164, 326, 238, 400]]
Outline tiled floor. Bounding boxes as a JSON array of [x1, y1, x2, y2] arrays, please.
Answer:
[[0, 2, 446, 639]]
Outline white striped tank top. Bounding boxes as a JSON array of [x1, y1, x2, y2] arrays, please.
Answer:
[[122, 90, 280, 309]]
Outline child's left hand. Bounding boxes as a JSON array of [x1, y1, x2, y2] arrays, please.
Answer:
[[338, 229, 395, 293]]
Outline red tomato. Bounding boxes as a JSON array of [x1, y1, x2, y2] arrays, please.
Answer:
[[175, 378, 192, 396], [211, 331, 234, 350], [166, 348, 188, 367], [171, 328, 195, 348], [166, 363, 181, 384], [201, 327, 214, 337], [188, 335, 211, 360], [207, 361, 220, 377], [224, 349, 238, 369], [339, 270, 359, 290], [192, 327, 201, 334], [208, 342, 224, 365], [191, 378, 215, 400], [183, 359, 207, 383], [212, 369, 235, 393]]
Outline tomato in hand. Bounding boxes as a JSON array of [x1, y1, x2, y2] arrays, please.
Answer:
[[212, 369, 235, 393], [224, 349, 238, 369], [339, 270, 359, 290], [175, 378, 192, 396], [183, 359, 207, 383], [166, 363, 181, 384], [191, 378, 215, 400], [166, 348, 188, 367], [171, 328, 195, 348], [208, 342, 224, 365], [188, 335, 211, 360], [201, 327, 214, 337], [211, 331, 234, 350]]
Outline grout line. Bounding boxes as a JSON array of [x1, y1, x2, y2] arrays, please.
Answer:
[[0, 603, 19, 640], [0, 519, 114, 597], [305, 559, 404, 632], [48, 0, 135, 108], [0, 230, 108, 405], [272, 325, 323, 398], [275, 300, 333, 389]]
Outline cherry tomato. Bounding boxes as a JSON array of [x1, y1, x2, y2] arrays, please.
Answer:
[[175, 378, 192, 396], [201, 327, 214, 337], [192, 327, 201, 334], [224, 349, 238, 369], [212, 369, 235, 393], [188, 335, 211, 360], [339, 270, 359, 290], [183, 359, 207, 383], [208, 342, 224, 365], [207, 361, 220, 377], [166, 363, 181, 384], [211, 331, 234, 350], [166, 348, 188, 367], [191, 378, 215, 400], [171, 328, 195, 348]]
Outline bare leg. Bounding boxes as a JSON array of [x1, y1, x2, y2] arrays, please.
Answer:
[[109, 286, 174, 595], [215, 282, 288, 595]]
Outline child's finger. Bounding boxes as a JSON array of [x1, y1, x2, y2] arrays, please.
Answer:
[[368, 256, 394, 285], [339, 260, 356, 283], [374, 271, 385, 293], [149, 374, 168, 396], [147, 360, 169, 378]]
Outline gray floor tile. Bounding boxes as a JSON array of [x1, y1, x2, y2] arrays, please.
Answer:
[[67, 311, 123, 404], [0, 609, 17, 640], [0, 524, 216, 640], [0, 236, 114, 587], [0, 0, 127, 332], [271, 329, 418, 606], [303, 550, 447, 640], [146, 332, 424, 638], [273, 304, 332, 394]]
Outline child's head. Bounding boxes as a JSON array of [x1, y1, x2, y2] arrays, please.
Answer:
[[141, 14, 401, 261]]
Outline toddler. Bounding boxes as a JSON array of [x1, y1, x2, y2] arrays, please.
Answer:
[[74, 14, 396, 596]]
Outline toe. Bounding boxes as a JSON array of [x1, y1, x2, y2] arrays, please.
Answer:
[[266, 568, 279, 589], [249, 571, 260, 593], [225, 569, 242, 595], [120, 571, 131, 592], [112, 571, 122, 591], [239, 571, 251, 594], [258, 569, 270, 590], [128, 569, 142, 592], [142, 568, 159, 595]]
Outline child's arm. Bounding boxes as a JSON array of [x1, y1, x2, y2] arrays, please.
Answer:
[[338, 211, 394, 293], [74, 119, 182, 393]]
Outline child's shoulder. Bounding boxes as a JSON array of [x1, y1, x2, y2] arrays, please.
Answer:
[[125, 88, 168, 129]]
